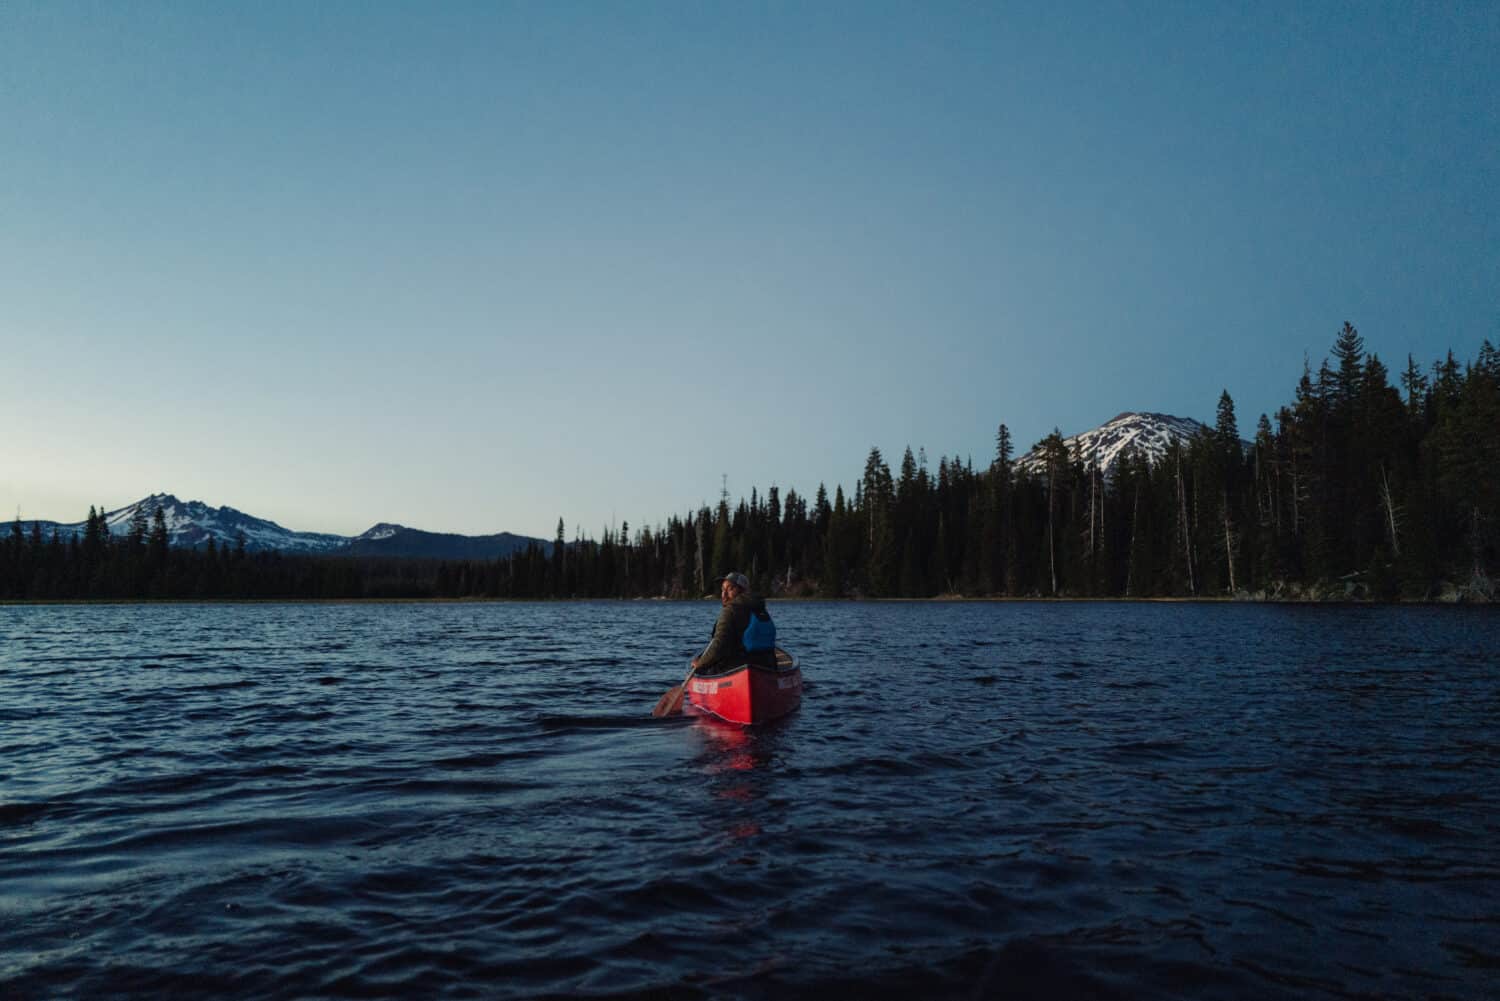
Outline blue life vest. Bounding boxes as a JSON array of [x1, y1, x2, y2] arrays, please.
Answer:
[[742, 609, 776, 653]]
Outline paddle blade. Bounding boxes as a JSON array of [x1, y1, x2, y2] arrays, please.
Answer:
[[651, 684, 687, 718]]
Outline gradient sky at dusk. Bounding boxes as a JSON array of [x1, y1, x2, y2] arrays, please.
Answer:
[[3, 2, 1496, 538]]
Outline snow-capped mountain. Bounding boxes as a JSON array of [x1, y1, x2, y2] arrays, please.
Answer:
[[15, 494, 549, 557], [1014, 412, 1226, 479], [34, 493, 350, 553]]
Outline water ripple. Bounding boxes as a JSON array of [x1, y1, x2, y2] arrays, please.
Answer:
[[1, 601, 1497, 999]]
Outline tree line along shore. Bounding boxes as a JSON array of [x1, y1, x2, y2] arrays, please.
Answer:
[[4, 325, 1496, 604]]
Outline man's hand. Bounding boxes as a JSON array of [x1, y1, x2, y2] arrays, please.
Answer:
[[690, 658, 699, 670]]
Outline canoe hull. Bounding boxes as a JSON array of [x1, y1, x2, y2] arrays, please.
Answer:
[[687, 648, 801, 725]]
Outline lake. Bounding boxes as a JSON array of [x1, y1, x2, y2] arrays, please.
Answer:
[[2, 601, 1497, 999]]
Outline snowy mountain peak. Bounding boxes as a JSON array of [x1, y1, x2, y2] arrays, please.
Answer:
[[101, 492, 177, 529], [71, 495, 349, 553], [1014, 412, 1222, 479], [19, 497, 545, 558]]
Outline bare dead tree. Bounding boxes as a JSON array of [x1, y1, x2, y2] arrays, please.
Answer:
[[1222, 493, 1237, 593], [1176, 452, 1195, 594], [1379, 463, 1402, 557]]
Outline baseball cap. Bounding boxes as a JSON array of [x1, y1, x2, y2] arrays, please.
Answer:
[[716, 572, 750, 590]]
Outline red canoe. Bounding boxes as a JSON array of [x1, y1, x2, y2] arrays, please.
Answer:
[[686, 647, 802, 725]]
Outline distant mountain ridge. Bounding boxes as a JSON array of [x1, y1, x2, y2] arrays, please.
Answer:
[[1014, 412, 1242, 479], [346, 523, 545, 560], [13, 494, 548, 558]]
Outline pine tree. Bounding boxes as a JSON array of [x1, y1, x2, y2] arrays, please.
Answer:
[[128, 505, 149, 551], [1210, 391, 1244, 593], [693, 509, 707, 594], [82, 505, 111, 570], [1401, 354, 1429, 423], [1215, 391, 1239, 451], [990, 425, 1016, 593], [1332, 321, 1366, 411], [1037, 429, 1071, 595], [150, 506, 170, 565], [994, 424, 1013, 471], [551, 517, 566, 597], [861, 447, 896, 596], [710, 497, 732, 579], [1251, 413, 1279, 587], [820, 486, 848, 596]]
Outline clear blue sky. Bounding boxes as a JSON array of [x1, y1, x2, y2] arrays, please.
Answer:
[[3, 1, 1496, 538]]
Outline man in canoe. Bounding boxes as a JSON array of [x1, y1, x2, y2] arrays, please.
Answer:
[[691, 571, 777, 673]]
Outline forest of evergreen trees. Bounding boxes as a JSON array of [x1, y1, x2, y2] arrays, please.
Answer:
[[4, 327, 1497, 603]]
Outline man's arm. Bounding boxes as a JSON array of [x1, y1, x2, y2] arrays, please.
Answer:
[[693, 604, 737, 671]]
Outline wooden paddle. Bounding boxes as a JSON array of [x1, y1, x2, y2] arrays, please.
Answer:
[[652, 660, 698, 717]]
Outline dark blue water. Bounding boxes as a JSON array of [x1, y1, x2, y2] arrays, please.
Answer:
[[2, 602, 1497, 999]]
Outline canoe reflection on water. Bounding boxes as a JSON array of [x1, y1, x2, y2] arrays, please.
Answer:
[[697, 714, 759, 773], [695, 718, 774, 840]]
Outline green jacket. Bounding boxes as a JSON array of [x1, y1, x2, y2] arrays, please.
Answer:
[[697, 592, 774, 673]]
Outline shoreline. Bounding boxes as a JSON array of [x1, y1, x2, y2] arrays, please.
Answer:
[[2, 595, 1492, 607]]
